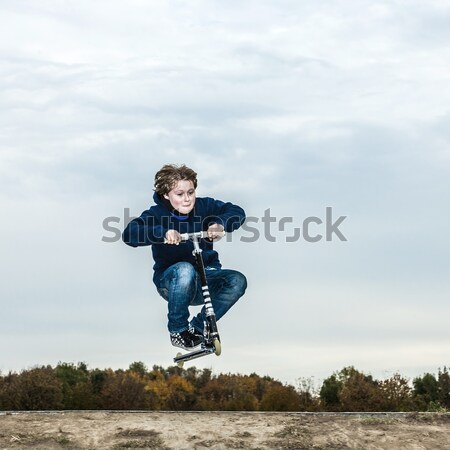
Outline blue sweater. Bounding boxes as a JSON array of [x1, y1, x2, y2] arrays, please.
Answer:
[[122, 192, 245, 287]]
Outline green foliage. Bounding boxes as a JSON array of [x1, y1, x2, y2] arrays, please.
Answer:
[[412, 368, 450, 412], [320, 374, 343, 409], [413, 372, 439, 410], [437, 367, 450, 409], [1, 363, 449, 412], [55, 362, 94, 409], [414, 373, 439, 400], [128, 361, 148, 377]]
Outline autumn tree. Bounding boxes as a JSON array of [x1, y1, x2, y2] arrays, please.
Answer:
[[320, 367, 387, 412], [260, 382, 302, 411], [0, 372, 18, 410], [100, 369, 149, 410], [3, 362, 449, 412], [338, 367, 385, 412], [379, 373, 413, 411], [199, 374, 258, 410], [145, 368, 170, 410], [3, 366, 63, 410], [165, 375, 195, 410]]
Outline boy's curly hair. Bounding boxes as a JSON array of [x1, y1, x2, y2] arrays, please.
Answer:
[[154, 164, 198, 196]]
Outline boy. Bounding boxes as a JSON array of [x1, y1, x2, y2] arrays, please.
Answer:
[[122, 164, 247, 351]]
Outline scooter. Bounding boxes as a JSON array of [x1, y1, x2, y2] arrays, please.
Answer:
[[169, 231, 223, 368]]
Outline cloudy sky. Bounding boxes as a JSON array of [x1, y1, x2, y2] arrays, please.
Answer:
[[1, 0, 449, 386]]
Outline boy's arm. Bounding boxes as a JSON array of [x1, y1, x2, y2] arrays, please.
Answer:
[[122, 208, 167, 247], [205, 198, 246, 233]]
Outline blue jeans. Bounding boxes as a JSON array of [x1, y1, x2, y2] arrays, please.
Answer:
[[157, 262, 247, 333]]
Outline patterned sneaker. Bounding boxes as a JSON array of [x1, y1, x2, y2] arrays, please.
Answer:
[[170, 327, 203, 350]]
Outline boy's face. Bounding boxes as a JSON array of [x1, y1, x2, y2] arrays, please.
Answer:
[[164, 180, 196, 214]]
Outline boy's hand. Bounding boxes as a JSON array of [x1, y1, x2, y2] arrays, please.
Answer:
[[207, 223, 225, 241], [165, 230, 181, 245]]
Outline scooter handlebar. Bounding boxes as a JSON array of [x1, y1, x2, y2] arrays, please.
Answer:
[[164, 230, 225, 243], [180, 231, 226, 241]]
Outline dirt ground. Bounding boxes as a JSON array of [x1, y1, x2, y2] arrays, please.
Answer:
[[0, 411, 449, 450]]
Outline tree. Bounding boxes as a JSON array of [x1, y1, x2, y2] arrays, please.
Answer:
[[165, 375, 195, 410], [320, 367, 387, 412], [128, 361, 148, 378], [320, 374, 343, 410], [55, 362, 94, 409], [199, 374, 258, 411], [195, 368, 212, 390], [145, 370, 170, 410], [100, 370, 149, 410], [379, 373, 413, 411], [7, 366, 64, 410], [338, 368, 384, 412], [413, 373, 439, 410], [438, 367, 450, 409], [0, 372, 19, 410], [296, 377, 320, 411], [260, 383, 301, 411]]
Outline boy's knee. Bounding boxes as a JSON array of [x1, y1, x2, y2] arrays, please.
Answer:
[[233, 272, 247, 297], [173, 262, 197, 285]]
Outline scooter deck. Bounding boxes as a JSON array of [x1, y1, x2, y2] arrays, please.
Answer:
[[174, 345, 217, 367]]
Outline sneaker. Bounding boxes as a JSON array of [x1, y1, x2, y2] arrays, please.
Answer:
[[170, 327, 203, 350]]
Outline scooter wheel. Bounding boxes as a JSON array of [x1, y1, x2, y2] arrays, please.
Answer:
[[176, 352, 184, 368], [213, 339, 222, 356]]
